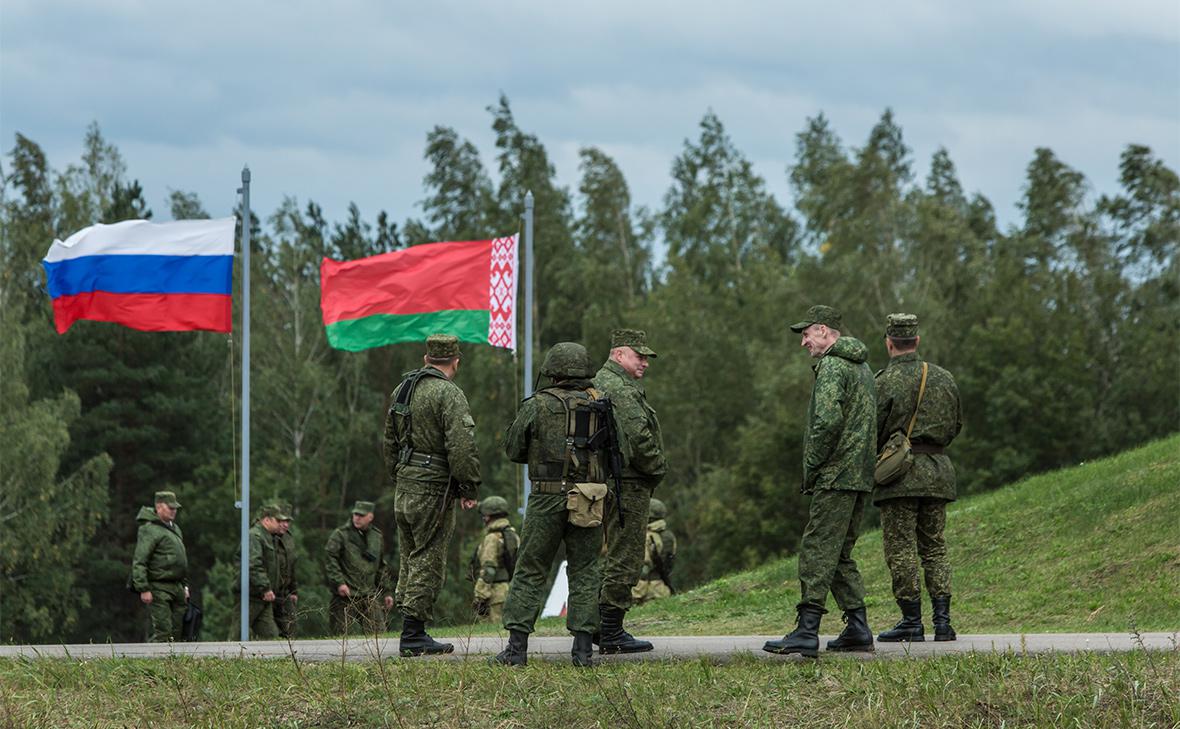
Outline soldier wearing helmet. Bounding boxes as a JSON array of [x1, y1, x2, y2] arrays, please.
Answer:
[[470, 496, 519, 623], [494, 342, 615, 667], [631, 498, 677, 605]]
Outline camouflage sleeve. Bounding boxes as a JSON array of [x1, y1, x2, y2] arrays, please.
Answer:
[[951, 376, 964, 441], [442, 387, 481, 498], [473, 532, 501, 600], [804, 360, 847, 489], [323, 530, 348, 589], [382, 396, 399, 486], [130, 526, 159, 592], [503, 398, 537, 464], [615, 388, 667, 481], [876, 375, 895, 451], [248, 530, 271, 596]]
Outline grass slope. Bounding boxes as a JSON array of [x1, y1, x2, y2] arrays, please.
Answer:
[[479, 433, 1179, 638]]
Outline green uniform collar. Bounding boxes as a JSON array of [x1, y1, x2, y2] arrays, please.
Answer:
[[888, 351, 921, 366]]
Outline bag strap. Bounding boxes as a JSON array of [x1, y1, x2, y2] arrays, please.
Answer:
[[905, 362, 929, 438]]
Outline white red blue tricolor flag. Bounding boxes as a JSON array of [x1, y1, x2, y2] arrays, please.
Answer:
[[42, 218, 236, 334]]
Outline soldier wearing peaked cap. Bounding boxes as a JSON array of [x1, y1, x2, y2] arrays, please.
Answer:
[[234, 503, 283, 639], [383, 334, 482, 656], [591, 328, 666, 654], [271, 502, 299, 639], [324, 501, 394, 635], [874, 313, 963, 643], [130, 491, 190, 642]]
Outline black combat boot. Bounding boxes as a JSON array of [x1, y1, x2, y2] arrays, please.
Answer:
[[825, 606, 875, 652], [762, 604, 825, 658], [598, 605, 654, 654], [398, 616, 455, 656], [571, 631, 595, 667], [931, 596, 956, 641], [490, 629, 528, 666], [877, 599, 925, 642]]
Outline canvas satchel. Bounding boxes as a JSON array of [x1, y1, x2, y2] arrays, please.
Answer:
[[566, 482, 609, 528], [874, 362, 929, 486]]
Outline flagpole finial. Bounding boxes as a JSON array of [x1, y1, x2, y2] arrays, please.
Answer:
[[242, 166, 251, 183], [525, 190, 533, 209]]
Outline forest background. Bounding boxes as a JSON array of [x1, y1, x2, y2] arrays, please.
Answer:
[[1, 97, 1176, 643]]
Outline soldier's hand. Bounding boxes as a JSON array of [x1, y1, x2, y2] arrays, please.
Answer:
[[289, 593, 299, 603], [383, 595, 394, 611], [460, 498, 478, 510], [140, 591, 153, 605], [262, 590, 276, 602], [337, 584, 351, 598], [184, 586, 190, 602], [472, 598, 490, 617]]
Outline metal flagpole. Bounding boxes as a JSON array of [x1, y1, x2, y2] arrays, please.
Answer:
[[236, 166, 252, 642], [521, 191, 534, 512]]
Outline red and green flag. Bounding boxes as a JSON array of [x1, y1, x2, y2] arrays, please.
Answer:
[[320, 236, 518, 352]]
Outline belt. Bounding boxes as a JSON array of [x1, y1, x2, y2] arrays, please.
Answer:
[[404, 451, 449, 470], [911, 443, 945, 455], [530, 480, 569, 495]]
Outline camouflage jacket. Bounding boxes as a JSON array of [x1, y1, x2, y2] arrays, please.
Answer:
[[383, 366, 481, 498], [593, 360, 666, 485], [324, 524, 390, 597], [504, 379, 608, 483], [873, 352, 963, 504], [247, 523, 279, 599], [802, 336, 876, 494], [472, 517, 517, 599], [640, 519, 677, 581], [130, 507, 188, 591], [275, 530, 298, 596]]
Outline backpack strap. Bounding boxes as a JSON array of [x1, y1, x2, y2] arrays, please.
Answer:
[[905, 362, 929, 439], [390, 368, 450, 464]]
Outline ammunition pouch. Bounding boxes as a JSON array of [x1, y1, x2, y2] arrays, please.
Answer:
[[566, 482, 609, 528]]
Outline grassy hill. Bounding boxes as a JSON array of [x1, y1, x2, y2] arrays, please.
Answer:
[[475, 433, 1179, 638]]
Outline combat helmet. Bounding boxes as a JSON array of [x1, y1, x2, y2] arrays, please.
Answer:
[[540, 342, 594, 380], [479, 495, 510, 517], [648, 498, 667, 520]]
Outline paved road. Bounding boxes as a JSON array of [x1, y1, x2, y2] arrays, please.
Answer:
[[1, 633, 1175, 662]]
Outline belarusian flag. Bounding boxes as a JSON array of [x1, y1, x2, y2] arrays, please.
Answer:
[[320, 236, 518, 352]]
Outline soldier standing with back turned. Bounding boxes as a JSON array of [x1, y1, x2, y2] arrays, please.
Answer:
[[592, 328, 666, 654], [874, 313, 963, 642], [470, 496, 518, 623], [383, 334, 481, 656], [631, 497, 677, 606]]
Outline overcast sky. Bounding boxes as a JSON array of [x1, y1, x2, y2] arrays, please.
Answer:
[[3, 0, 1178, 239]]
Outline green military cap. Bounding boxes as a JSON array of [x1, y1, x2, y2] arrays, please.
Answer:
[[259, 504, 283, 519], [648, 498, 667, 520], [886, 313, 919, 338], [351, 500, 376, 515], [269, 501, 293, 521], [789, 304, 844, 333], [154, 490, 181, 508], [610, 328, 657, 357], [426, 333, 460, 359]]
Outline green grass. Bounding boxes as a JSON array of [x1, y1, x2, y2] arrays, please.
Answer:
[[443, 434, 1180, 637], [2, 650, 1178, 728]]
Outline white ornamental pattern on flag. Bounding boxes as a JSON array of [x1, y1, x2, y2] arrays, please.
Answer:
[[487, 234, 518, 350]]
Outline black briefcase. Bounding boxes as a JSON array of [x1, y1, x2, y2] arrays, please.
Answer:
[[182, 601, 203, 642]]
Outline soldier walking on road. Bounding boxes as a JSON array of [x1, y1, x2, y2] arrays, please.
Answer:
[[592, 328, 666, 654], [632, 498, 677, 606], [130, 491, 189, 642], [874, 314, 963, 642], [493, 342, 617, 667], [242, 505, 283, 639], [273, 503, 299, 639], [470, 496, 518, 623], [765, 305, 876, 658], [324, 501, 394, 635], [383, 334, 481, 656]]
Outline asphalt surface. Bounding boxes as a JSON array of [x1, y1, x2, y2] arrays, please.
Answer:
[[1, 633, 1175, 663]]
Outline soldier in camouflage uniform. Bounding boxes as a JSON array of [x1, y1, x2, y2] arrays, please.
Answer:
[[631, 498, 677, 605], [130, 491, 189, 642], [592, 328, 665, 654], [493, 342, 615, 667], [470, 496, 518, 623], [765, 305, 876, 658], [324, 501, 394, 635], [272, 502, 299, 639], [383, 334, 481, 656], [240, 504, 283, 639], [874, 313, 963, 642]]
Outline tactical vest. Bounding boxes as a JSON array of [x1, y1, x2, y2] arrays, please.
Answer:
[[529, 386, 607, 483], [388, 367, 450, 467], [469, 526, 519, 583]]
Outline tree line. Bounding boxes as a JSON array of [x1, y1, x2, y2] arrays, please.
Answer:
[[1, 96, 1176, 643]]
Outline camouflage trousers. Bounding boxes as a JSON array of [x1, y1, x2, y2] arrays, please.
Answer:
[[329, 593, 388, 635], [502, 492, 602, 635], [599, 480, 654, 611], [144, 582, 185, 642], [395, 489, 456, 623], [880, 497, 952, 601], [274, 593, 297, 639], [249, 598, 280, 639], [797, 489, 868, 611]]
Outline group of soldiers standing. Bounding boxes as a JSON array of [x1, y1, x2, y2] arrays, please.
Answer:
[[131, 304, 960, 663]]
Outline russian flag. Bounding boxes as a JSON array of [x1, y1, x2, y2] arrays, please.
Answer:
[[42, 218, 236, 334]]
